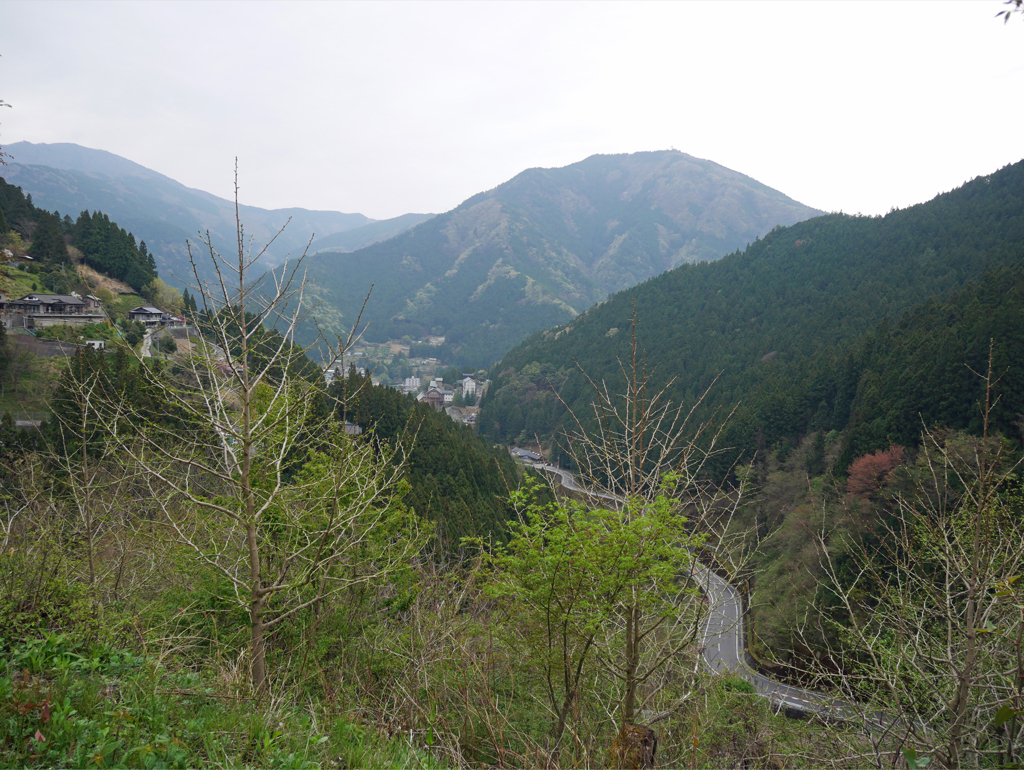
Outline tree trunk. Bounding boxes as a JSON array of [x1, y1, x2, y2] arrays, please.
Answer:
[[247, 522, 268, 697], [623, 598, 639, 724], [552, 690, 574, 751], [250, 590, 267, 697]]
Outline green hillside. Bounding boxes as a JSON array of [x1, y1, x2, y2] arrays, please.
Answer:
[[297, 150, 823, 366], [479, 160, 1024, 463], [329, 368, 517, 545], [1, 177, 157, 293]]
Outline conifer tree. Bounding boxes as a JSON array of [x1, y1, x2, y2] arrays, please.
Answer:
[[30, 211, 70, 265]]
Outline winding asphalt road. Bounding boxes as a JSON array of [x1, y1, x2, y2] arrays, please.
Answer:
[[529, 461, 853, 719]]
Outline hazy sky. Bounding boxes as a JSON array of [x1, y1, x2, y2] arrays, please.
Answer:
[[2, 1, 1022, 220]]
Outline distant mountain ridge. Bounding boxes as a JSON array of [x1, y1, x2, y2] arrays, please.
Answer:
[[310, 213, 435, 254], [3, 142, 420, 284], [298, 150, 823, 365], [5, 142, 168, 180]]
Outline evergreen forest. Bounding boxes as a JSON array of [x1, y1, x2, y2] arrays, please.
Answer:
[[480, 159, 1024, 466], [1, 178, 158, 292]]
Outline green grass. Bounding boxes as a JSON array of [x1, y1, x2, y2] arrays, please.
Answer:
[[104, 294, 146, 324], [0, 633, 446, 769], [0, 341, 61, 416], [0, 264, 41, 298]]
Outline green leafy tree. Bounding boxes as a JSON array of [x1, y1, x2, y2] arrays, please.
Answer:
[[485, 473, 709, 751], [483, 311, 742, 748], [119, 319, 145, 347], [157, 333, 178, 354], [144, 277, 183, 314]]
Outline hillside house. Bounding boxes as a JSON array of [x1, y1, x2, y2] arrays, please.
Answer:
[[511, 448, 543, 463], [0, 293, 105, 329], [399, 376, 421, 394], [128, 306, 170, 328]]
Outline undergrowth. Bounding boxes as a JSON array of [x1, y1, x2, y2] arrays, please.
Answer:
[[0, 632, 443, 769]]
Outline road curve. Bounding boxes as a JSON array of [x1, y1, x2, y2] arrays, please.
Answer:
[[529, 461, 853, 719]]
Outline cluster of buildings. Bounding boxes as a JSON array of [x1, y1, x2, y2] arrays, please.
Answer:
[[415, 375, 481, 411], [321, 363, 485, 427], [0, 291, 182, 332], [417, 379, 454, 409]]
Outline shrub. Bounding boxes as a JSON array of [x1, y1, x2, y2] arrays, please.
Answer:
[[34, 325, 79, 343]]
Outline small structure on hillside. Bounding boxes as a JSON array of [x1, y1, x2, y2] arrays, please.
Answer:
[[510, 448, 543, 463], [128, 305, 171, 328], [461, 376, 480, 399]]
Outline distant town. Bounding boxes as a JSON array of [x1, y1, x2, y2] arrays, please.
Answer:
[[323, 335, 487, 427]]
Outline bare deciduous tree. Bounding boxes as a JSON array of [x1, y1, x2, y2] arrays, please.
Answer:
[[812, 343, 1024, 769], [104, 167, 427, 696]]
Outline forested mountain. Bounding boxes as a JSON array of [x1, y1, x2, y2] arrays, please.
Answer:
[[3, 142, 375, 284], [479, 159, 1024, 465], [832, 259, 1024, 468], [296, 150, 822, 366]]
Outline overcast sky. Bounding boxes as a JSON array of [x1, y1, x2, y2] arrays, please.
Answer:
[[2, 1, 1022, 221]]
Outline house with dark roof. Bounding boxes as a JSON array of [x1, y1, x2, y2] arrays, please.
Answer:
[[510, 448, 543, 463], [128, 306, 170, 328], [0, 293, 105, 329]]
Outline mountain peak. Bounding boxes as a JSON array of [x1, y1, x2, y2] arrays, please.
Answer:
[[300, 150, 824, 365]]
